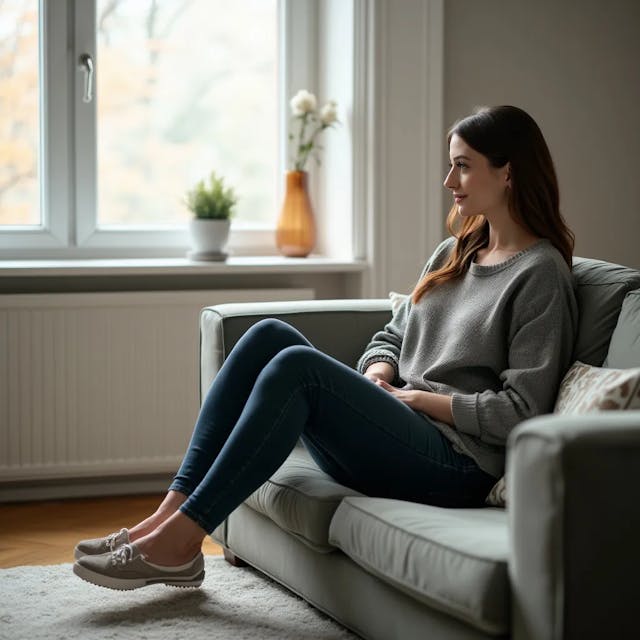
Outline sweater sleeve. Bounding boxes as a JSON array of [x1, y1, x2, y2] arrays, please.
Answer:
[[356, 237, 455, 381], [450, 268, 578, 444], [356, 295, 411, 382]]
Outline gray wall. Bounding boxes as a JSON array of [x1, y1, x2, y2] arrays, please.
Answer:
[[444, 0, 640, 268]]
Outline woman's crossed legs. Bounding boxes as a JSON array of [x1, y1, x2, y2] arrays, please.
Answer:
[[78, 319, 494, 569]]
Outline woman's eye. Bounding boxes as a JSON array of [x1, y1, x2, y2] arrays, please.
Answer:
[[456, 162, 468, 169]]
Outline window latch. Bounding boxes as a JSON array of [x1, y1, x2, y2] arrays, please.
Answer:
[[78, 53, 94, 103]]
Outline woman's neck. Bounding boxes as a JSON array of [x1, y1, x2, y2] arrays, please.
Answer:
[[483, 223, 540, 253]]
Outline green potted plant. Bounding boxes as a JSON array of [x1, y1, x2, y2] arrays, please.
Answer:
[[185, 171, 238, 260]]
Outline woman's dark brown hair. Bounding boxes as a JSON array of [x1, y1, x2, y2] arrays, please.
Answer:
[[412, 105, 574, 303]]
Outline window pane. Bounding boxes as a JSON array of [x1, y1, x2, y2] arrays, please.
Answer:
[[0, 0, 40, 226], [96, 0, 278, 228]]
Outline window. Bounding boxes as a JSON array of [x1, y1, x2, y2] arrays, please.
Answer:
[[0, 0, 313, 258], [0, 0, 40, 227], [93, 0, 277, 229]]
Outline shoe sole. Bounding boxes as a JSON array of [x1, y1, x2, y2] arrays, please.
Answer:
[[72, 563, 205, 591]]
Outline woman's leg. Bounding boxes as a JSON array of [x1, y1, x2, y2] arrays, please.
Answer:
[[133, 336, 495, 566], [127, 318, 313, 541]]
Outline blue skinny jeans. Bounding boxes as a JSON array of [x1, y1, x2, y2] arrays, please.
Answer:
[[169, 319, 496, 533]]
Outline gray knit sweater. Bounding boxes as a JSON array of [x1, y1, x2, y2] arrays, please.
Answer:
[[357, 236, 578, 478]]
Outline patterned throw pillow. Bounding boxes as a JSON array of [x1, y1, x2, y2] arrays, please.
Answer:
[[485, 476, 506, 508], [486, 362, 640, 508], [553, 361, 640, 413]]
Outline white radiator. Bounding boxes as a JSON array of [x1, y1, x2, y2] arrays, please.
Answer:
[[0, 288, 313, 486]]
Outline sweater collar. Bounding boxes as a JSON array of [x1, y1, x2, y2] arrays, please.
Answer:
[[469, 239, 550, 276]]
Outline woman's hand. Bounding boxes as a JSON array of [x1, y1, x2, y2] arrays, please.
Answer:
[[363, 362, 395, 384], [375, 379, 455, 427], [374, 379, 425, 410]]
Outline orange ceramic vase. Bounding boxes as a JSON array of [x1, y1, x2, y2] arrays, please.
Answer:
[[276, 170, 316, 257]]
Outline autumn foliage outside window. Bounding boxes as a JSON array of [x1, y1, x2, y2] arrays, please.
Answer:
[[0, 0, 279, 231], [0, 0, 39, 226]]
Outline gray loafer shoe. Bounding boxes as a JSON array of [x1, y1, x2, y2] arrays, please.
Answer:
[[73, 543, 205, 590], [74, 527, 131, 560]]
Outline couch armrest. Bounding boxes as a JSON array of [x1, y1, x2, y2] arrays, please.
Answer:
[[199, 299, 391, 402], [508, 411, 640, 640]]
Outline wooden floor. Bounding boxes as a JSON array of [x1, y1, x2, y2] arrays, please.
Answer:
[[0, 494, 224, 568]]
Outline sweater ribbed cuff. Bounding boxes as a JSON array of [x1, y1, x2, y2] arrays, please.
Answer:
[[451, 393, 481, 437], [357, 352, 398, 377]]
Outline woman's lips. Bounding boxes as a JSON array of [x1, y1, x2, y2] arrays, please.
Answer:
[[454, 195, 466, 203]]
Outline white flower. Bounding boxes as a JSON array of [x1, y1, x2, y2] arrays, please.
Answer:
[[320, 100, 338, 126], [289, 90, 338, 171], [290, 89, 317, 116]]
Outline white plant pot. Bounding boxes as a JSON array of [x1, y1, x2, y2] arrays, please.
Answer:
[[188, 218, 231, 260]]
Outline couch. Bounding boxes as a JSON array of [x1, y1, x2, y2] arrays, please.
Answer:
[[200, 256, 640, 640]]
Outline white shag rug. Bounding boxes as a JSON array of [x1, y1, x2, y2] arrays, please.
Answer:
[[0, 555, 360, 639]]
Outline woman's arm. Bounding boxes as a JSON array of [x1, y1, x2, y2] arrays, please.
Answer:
[[356, 237, 457, 382], [375, 380, 454, 425], [356, 296, 410, 383], [451, 270, 578, 443], [363, 362, 395, 384]]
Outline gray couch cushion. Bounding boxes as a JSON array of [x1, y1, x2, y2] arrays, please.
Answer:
[[245, 445, 364, 553], [329, 497, 510, 635], [604, 289, 640, 368], [572, 258, 640, 365]]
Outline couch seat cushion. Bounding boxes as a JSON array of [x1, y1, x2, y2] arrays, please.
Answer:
[[245, 444, 364, 553], [329, 496, 510, 635]]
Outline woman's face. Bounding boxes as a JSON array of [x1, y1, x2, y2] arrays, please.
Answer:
[[443, 134, 510, 218]]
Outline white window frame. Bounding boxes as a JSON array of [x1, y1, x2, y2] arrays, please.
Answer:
[[0, 0, 315, 259], [0, 1, 70, 253]]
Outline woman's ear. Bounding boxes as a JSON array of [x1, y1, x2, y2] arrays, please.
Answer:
[[504, 163, 512, 187]]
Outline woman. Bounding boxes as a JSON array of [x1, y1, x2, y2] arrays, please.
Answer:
[[73, 105, 578, 590]]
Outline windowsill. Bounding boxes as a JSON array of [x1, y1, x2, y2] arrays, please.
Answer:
[[0, 255, 367, 278]]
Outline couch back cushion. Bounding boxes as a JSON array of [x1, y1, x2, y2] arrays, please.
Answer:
[[571, 258, 640, 365], [603, 289, 640, 368]]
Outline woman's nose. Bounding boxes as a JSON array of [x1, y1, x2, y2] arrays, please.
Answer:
[[443, 167, 457, 189]]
